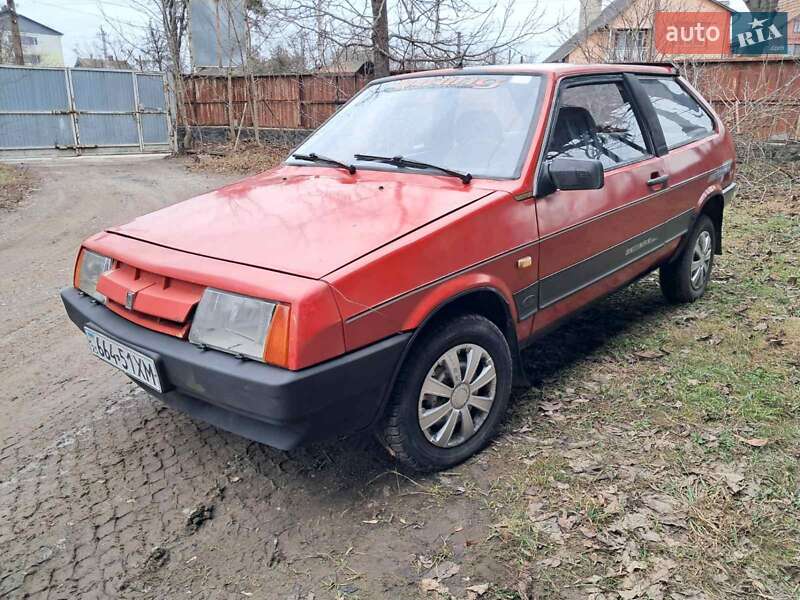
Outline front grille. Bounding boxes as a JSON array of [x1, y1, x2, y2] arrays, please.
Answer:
[[96, 262, 204, 338]]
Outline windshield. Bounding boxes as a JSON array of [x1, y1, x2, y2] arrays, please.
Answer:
[[290, 74, 543, 180]]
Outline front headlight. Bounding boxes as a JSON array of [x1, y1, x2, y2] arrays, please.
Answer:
[[189, 288, 290, 365], [76, 249, 113, 302]]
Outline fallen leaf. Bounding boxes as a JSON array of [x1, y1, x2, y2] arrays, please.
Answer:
[[539, 401, 562, 412], [466, 583, 490, 599], [579, 524, 598, 538], [615, 512, 651, 532], [641, 494, 678, 515], [431, 560, 459, 580], [625, 560, 647, 573], [557, 514, 577, 531], [634, 350, 664, 360], [420, 578, 442, 593], [539, 556, 562, 568], [718, 469, 746, 494], [736, 436, 769, 447]]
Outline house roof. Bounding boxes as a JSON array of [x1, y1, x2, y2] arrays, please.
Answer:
[[75, 57, 133, 70], [544, 0, 741, 63], [0, 7, 63, 36]]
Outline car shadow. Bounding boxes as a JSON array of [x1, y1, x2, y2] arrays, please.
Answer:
[[517, 276, 677, 387], [236, 276, 683, 489], [136, 275, 686, 506]]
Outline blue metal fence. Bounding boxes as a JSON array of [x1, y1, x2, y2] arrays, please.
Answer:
[[0, 65, 173, 157]]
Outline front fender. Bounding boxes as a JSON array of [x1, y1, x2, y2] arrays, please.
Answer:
[[400, 273, 517, 331]]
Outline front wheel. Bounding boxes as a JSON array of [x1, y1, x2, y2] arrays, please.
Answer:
[[660, 214, 715, 304], [381, 314, 512, 472]]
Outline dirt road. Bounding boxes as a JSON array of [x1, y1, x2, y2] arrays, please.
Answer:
[[0, 157, 505, 599]]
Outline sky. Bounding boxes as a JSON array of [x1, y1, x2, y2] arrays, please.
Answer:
[[12, 0, 754, 69], [13, 0, 146, 65], [12, 0, 586, 67]]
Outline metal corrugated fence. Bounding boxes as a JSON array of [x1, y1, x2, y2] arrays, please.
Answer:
[[0, 65, 173, 158]]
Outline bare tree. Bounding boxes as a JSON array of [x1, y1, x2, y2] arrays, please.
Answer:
[[371, 0, 390, 76], [262, 0, 565, 73], [101, 0, 194, 149]]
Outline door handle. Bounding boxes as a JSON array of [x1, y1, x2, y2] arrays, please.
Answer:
[[647, 174, 669, 187]]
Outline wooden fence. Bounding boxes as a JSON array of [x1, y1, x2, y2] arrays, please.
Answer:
[[682, 58, 800, 142], [183, 73, 369, 130], [183, 59, 800, 140]]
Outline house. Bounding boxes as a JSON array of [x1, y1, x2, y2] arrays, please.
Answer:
[[0, 7, 64, 67], [322, 47, 375, 76], [546, 0, 750, 63], [779, 0, 800, 54], [742, 0, 800, 54], [74, 57, 133, 70]]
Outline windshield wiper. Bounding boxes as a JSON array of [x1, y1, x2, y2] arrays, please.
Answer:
[[353, 154, 472, 184], [292, 152, 356, 174]]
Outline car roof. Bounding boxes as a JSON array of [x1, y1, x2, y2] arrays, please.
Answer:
[[373, 63, 676, 84]]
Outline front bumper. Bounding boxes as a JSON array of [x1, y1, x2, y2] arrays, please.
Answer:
[[61, 288, 410, 449]]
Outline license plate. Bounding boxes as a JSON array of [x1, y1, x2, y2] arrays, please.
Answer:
[[84, 327, 162, 392]]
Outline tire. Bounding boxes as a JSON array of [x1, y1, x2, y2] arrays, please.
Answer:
[[659, 214, 715, 304], [381, 314, 513, 472]]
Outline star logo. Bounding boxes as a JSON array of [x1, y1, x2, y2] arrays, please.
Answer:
[[731, 11, 787, 55]]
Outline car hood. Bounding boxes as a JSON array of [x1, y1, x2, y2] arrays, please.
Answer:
[[107, 167, 497, 279]]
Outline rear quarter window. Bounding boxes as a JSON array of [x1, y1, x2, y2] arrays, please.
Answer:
[[638, 77, 715, 149]]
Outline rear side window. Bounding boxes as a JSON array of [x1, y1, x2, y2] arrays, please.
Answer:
[[545, 82, 650, 170], [638, 77, 715, 149]]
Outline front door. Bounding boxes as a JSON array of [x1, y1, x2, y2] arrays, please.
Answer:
[[533, 75, 683, 333]]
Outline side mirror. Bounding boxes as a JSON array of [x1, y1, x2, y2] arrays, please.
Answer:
[[546, 157, 604, 191]]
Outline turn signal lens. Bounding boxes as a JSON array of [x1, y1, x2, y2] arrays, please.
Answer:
[[263, 304, 290, 367]]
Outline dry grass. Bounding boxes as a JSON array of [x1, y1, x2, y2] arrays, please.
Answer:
[[471, 161, 800, 600], [0, 163, 36, 211], [183, 142, 291, 175]]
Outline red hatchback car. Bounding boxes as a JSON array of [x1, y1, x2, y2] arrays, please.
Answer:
[[63, 63, 736, 471]]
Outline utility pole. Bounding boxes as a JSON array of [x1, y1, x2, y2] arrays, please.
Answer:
[[370, 0, 390, 78], [6, 0, 25, 65], [100, 25, 109, 60]]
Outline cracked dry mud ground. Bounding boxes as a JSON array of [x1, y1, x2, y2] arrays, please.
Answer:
[[0, 157, 505, 599]]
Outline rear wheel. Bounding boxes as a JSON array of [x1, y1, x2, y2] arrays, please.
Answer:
[[660, 215, 715, 304], [381, 314, 512, 472]]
